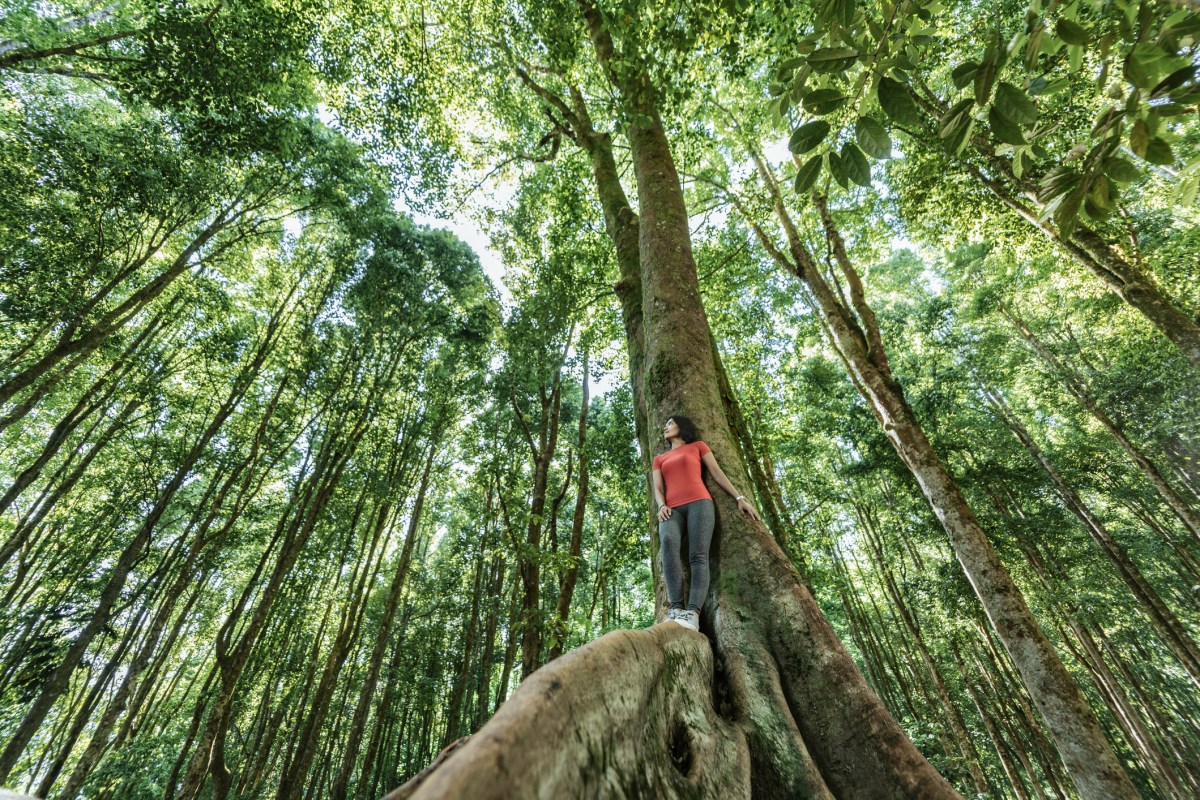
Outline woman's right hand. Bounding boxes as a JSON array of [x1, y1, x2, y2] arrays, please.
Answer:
[[658, 504, 672, 522]]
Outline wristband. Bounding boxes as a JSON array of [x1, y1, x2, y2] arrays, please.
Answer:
[[735, 495, 745, 502]]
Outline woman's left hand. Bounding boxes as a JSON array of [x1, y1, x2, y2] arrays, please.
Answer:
[[737, 498, 761, 521]]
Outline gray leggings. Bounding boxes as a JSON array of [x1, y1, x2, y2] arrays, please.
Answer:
[[659, 499, 715, 612]]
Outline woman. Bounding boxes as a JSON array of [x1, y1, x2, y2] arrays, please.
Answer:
[[652, 415, 759, 632]]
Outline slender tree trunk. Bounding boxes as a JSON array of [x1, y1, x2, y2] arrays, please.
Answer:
[[474, 551, 504, 729], [1002, 303, 1200, 543], [175, 399, 370, 800], [0, 332, 272, 783], [986, 385, 1200, 688], [731, 149, 1135, 796], [494, 571, 520, 714], [0, 211, 234, 411], [857, 505, 991, 795], [276, 483, 397, 800], [1060, 620, 1190, 798], [513, 336, 570, 678], [549, 351, 589, 661], [443, 545, 486, 744], [953, 645, 1034, 800], [329, 442, 435, 800]]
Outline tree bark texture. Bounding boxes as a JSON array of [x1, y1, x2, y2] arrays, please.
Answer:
[[385, 626, 749, 800]]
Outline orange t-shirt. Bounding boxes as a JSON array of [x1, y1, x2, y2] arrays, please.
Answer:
[[652, 441, 713, 508]]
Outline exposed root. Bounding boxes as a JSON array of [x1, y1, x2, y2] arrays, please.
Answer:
[[383, 737, 471, 800], [386, 624, 749, 799]]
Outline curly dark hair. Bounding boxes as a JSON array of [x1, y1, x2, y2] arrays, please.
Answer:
[[668, 415, 699, 444]]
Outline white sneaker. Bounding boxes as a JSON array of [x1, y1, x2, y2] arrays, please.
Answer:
[[673, 610, 700, 631], [665, 607, 684, 623]]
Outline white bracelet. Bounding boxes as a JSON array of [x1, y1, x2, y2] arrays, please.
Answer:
[[735, 495, 745, 502]]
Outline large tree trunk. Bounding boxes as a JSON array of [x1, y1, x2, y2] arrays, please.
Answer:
[[387, 5, 959, 797]]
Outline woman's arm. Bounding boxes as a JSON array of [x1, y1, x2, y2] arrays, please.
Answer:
[[701, 451, 761, 521], [652, 469, 672, 521]]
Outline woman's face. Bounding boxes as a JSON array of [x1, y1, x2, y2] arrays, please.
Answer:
[[663, 418, 680, 440]]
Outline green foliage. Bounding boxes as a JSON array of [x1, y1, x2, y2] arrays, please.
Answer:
[[3, 0, 1199, 798]]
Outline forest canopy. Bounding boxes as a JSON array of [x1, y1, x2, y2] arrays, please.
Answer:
[[1, 0, 1198, 798]]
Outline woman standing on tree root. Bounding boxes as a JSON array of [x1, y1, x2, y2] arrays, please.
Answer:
[[652, 416, 760, 632]]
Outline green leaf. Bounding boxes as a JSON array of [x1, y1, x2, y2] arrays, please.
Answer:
[[1144, 137, 1174, 166], [1055, 18, 1089, 46], [939, 98, 976, 156], [1162, 14, 1200, 42], [1152, 65, 1197, 99], [974, 60, 999, 105], [1037, 166, 1080, 204], [952, 61, 979, 89], [819, 0, 857, 28], [1123, 43, 1184, 90], [1068, 43, 1083, 72], [1153, 103, 1188, 117], [803, 89, 848, 116], [1087, 174, 1111, 210], [1025, 27, 1045, 70], [1013, 150, 1032, 179], [841, 142, 872, 186], [988, 107, 1026, 145], [1103, 156, 1141, 183], [855, 116, 892, 158], [794, 153, 823, 194], [1129, 119, 1150, 156], [1172, 87, 1200, 105], [994, 82, 1037, 127], [1053, 187, 1085, 237], [1029, 76, 1070, 95], [1090, 107, 1124, 139], [828, 150, 849, 188], [877, 76, 922, 126], [1124, 49, 1153, 88], [808, 47, 860, 73], [1177, 173, 1200, 207], [789, 120, 831, 154]]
